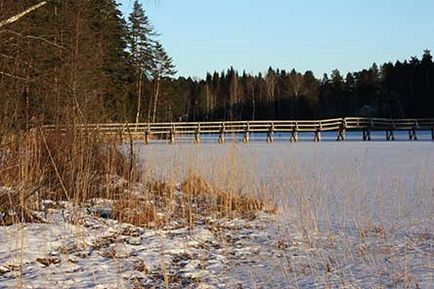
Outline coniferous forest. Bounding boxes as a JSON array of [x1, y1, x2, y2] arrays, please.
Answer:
[[1, 0, 434, 133]]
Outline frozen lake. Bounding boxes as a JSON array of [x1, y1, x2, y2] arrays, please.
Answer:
[[133, 140, 434, 231], [131, 140, 434, 287]]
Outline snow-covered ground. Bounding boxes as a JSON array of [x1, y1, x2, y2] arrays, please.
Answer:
[[0, 200, 279, 288], [1, 141, 433, 288]]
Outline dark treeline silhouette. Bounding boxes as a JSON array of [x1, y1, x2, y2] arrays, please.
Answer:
[[1, 1, 433, 134], [122, 50, 434, 123], [177, 51, 434, 122]]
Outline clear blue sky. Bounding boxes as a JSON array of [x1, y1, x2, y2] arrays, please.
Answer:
[[118, 0, 434, 78]]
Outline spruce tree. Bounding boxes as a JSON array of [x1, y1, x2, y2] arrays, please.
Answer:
[[128, 0, 155, 123], [87, 0, 131, 121]]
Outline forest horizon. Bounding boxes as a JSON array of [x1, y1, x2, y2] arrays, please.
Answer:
[[1, 1, 433, 132]]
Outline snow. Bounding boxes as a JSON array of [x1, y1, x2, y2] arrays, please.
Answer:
[[1, 141, 433, 288], [0, 202, 276, 288]]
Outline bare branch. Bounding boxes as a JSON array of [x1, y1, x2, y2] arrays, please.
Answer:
[[0, 71, 30, 82], [0, 52, 13, 60], [0, 29, 64, 49], [0, 1, 48, 29]]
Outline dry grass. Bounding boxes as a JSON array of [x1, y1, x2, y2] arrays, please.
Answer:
[[109, 174, 275, 229], [185, 174, 267, 216], [180, 174, 271, 224], [112, 195, 160, 227], [0, 128, 272, 228], [0, 127, 136, 224]]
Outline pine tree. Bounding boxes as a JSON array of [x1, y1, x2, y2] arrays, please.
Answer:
[[151, 41, 176, 122]]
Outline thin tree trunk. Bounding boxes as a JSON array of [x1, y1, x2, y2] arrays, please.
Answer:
[[25, 66, 30, 130], [135, 72, 143, 124], [147, 83, 153, 123], [206, 84, 210, 119], [152, 75, 160, 123], [252, 90, 256, 120], [54, 4, 62, 125], [71, 9, 81, 123]]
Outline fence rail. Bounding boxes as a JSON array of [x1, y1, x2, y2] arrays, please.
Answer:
[[43, 117, 434, 143]]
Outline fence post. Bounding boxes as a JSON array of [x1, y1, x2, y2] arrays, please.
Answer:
[[266, 123, 274, 143], [314, 121, 322, 142], [363, 129, 371, 141], [386, 120, 395, 141], [243, 122, 250, 143], [169, 124, 176, 144], [290, 122, 298, 143], [408, 120, 418, 141], [194, 123, 201, 144], [218, 123, 225, 144], [144, 125, 150, 145], [363, 119, 373, 141], [337, 118, 346, 141], [118, 126, 124, 143]]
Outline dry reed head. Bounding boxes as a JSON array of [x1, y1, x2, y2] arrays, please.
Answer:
[[181, 174, 214, 197]]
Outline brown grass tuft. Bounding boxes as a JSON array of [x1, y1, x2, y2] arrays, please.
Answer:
[[180, 174, 273, 223], [181, 175, 214, 197], [112, 195, 160, 228], [147, 180, 176, 206], [106, 175, 274, 228]]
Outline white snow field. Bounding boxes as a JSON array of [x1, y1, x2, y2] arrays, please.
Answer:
[[1, 141, 433, 288]]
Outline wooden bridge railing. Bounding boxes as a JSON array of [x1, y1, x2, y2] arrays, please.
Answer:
[[43, 117, 434, 143]]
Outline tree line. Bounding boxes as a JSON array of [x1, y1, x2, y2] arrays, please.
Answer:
[[1, 1, 433, 134], [180, 52, 434, 121]]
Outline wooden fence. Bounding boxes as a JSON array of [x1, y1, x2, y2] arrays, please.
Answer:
[[43, 117, 434, 144]]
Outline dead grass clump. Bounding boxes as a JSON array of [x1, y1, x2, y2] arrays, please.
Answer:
[[0, 128, 139, 225], [0, 186, 44, 226], [180, 174, 274, 222], [1, 129, 274, 228], [216, 191, 265, 217], [0, 130, 41, 187], [107, 175, 274, 228], [38, 129, 136, 202], [147, 180, 176, 206], [112, 195, 160, 227], [181, 175, 214, 197], [0, 209, 42, 226]]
